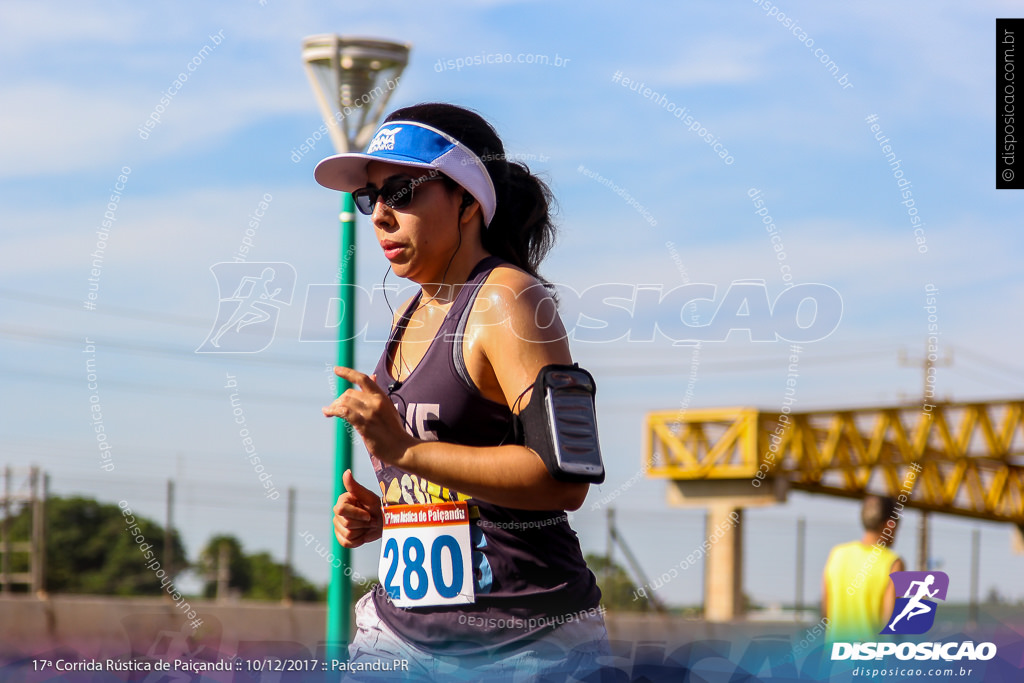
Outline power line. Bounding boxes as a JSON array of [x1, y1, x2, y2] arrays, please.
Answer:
[[0, 325, 324, 369], [11, 287, 1020, 383], [3, 323, 904, 382], [0, 365, 317, 405], [0, 284, 939, 378], [592, 347, 894, 376], [0, 287, 212, 328], [949, 345, 1024, 381], [946, 364, 1024, 392]]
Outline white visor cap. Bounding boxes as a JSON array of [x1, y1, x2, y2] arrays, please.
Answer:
[[314, 120, 497, 226]]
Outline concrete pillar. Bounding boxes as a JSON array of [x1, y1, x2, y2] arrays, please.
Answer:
[[704, 505, 743, 622], [666, 480, 780, 623]]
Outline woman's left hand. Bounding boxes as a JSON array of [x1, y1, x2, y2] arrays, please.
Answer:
[[323, 366, 416, 464]]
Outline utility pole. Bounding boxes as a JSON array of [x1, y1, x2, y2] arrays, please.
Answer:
[[284, 487, 295, 604], [795, 517, 805, 621], [30, 467, 41, 594], [217, 541, 230, 602], [39, 473, 48, 597], [968, 528, 980, 630], [899, 343, 952, 571], [606, 507, 614, 590], [2, 466, 10, 595], [701, 510, 707, 616], [165, 480, 175, 576], [608, 509, 667, 613]]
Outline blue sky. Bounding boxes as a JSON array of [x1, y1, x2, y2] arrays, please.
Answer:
[[2, 1, 1023, 610]]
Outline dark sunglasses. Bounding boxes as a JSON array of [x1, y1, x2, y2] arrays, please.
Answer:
[[352, 174, 445, 215]]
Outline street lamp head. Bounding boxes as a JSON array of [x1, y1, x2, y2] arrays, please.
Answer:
[[302, 35, 411, 154]]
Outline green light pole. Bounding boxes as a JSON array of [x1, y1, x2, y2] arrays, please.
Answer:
[[302, 34, 410, 663]]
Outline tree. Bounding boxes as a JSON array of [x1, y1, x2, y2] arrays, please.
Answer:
[[985, 585, 1006, 605], [198, 535, 251, 599], [246, 551, 324, 602], [198, 535, 325, 602], [585, 553, 651, 611], [6, 495, 187, 595]]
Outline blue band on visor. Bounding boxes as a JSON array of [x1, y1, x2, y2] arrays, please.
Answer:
[[364, 123, 455, 164]]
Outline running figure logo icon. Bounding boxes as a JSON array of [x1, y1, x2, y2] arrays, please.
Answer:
[[880, 571, 949, 635], [196, 262, 296, 353]]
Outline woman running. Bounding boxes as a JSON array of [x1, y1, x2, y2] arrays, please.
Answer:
[[315, 102, 607, 679]]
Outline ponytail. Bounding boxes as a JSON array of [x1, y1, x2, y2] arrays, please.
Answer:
[[384, 103, 557, 282], [482, 160, 556, 281]]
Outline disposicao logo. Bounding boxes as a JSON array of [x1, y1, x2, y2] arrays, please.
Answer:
[[881, 570, 949, 635], [831, 570, 997, 662]]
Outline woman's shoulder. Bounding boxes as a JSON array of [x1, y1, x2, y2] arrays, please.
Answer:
[[472, 261, 566, 345], [478, 261, 549, 304]]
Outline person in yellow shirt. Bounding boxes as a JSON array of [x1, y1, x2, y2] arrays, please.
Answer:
[[822, 495, 906, 642]]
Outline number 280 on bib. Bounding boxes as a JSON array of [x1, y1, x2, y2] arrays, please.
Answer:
[[378, 501, 475, 608]]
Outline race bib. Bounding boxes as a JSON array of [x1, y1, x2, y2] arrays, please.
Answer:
[[378, 501, 475, 608]]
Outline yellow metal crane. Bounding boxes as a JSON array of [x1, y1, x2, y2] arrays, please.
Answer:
[[646, 400, 1024, 524], [644, 399, 1024, 621]]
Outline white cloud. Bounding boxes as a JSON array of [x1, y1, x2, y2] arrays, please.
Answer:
[[0, 84, 142, 178], [0, 1, 145, 53], [644, 37, 767, 87]]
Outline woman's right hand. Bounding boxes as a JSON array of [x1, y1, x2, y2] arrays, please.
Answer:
[[333, 469, 384, 548]]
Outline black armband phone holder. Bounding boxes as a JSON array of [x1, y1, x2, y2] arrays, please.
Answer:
[[514, 363, 605, 484]]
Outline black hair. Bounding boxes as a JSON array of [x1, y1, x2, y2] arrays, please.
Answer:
[[383, 103, 556, 281], [861, 495, 898, 532]]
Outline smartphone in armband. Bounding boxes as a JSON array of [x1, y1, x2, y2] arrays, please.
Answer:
[[544, 378, 604, 480], [517, 364, 605, 484]]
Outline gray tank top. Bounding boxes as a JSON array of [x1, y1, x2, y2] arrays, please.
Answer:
[[368, 256, 601, 654]]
